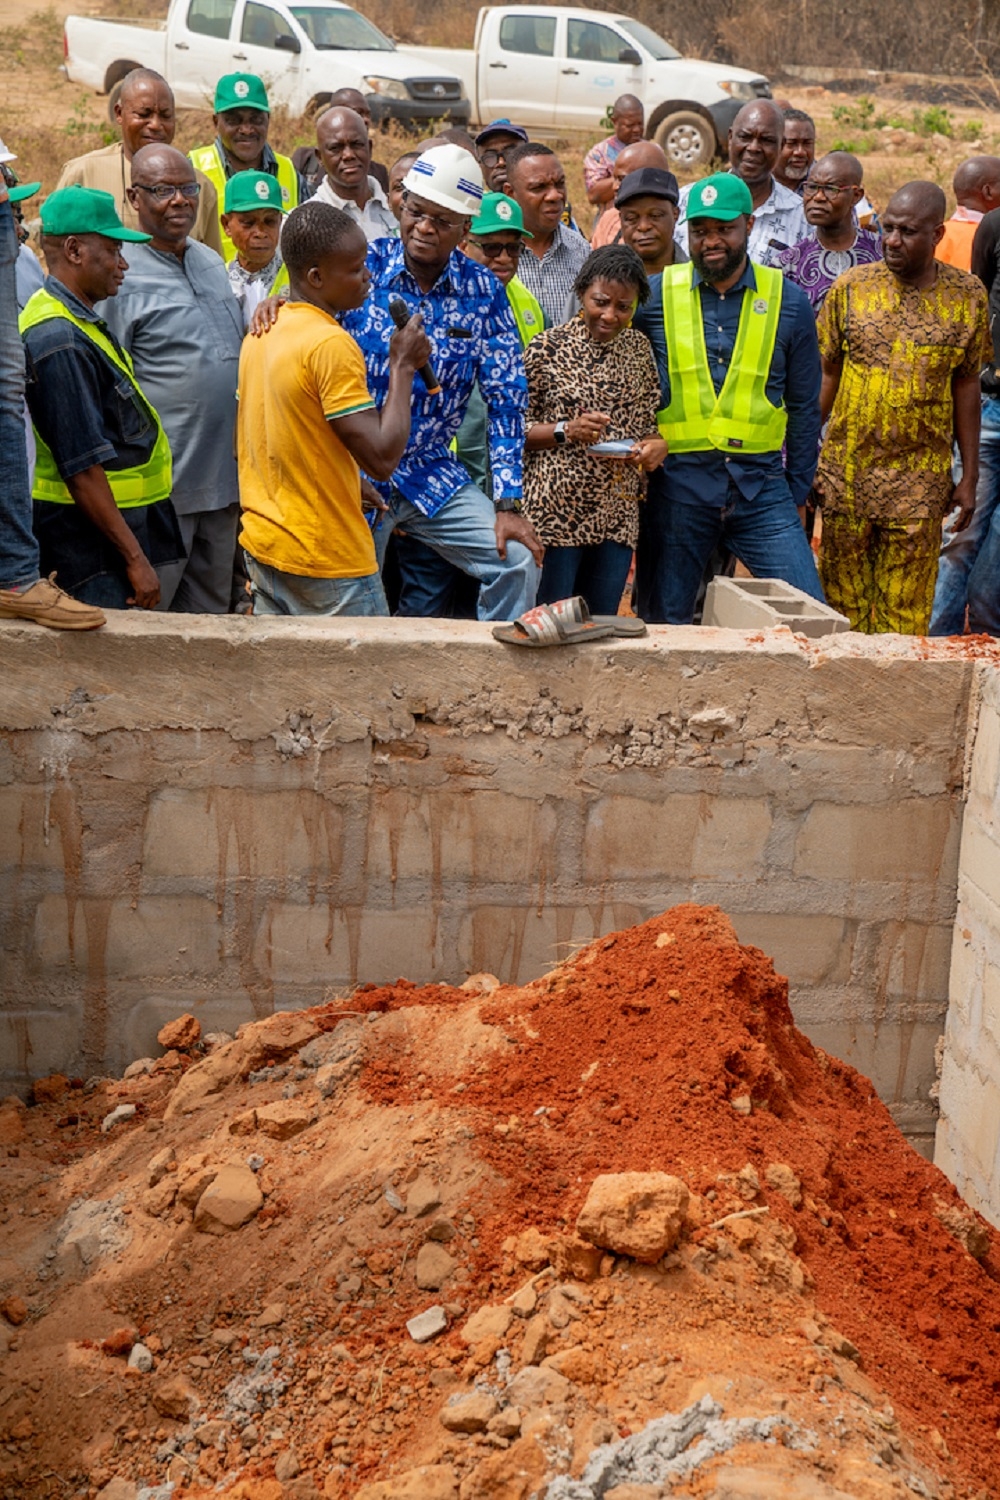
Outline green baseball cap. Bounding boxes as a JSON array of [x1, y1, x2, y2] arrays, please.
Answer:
[[470, 191, 533, 239], [224, 171, 285, 214], [9, 181, 41, 204], [214, 72, 270, 115], [40, 185, 151, 242], [683, 173, 753, 223]]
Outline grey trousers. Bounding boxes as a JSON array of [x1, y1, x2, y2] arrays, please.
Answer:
[[156, 502, 241, 614]]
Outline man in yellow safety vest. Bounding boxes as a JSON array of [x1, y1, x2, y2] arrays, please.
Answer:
[[19, 186, 183, 610], [652, 172, 824, 623], [189, 73, 306, 263]]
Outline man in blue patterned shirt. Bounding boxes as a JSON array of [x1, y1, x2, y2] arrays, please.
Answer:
[[340, 145, 543, 619]]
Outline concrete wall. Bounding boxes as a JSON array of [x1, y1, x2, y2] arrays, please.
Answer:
[[0, 618, 976, 1155], [935, 664, 1000, 1224]]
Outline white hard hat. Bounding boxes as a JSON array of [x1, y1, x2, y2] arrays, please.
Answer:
[[0, 137, 16, 164], [403, 144, 484, 218]]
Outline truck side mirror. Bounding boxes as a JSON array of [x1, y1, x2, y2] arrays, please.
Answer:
[[618, 47, 642, 65], [274, 33, 301, 53]]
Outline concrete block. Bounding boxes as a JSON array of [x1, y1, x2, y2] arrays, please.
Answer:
[[366, 788, 558, 891], [794, 800, 960, 884], [582, 795, 771, 884], [967, 700, 1000, 826], [456, 905, 596, 985], [732, 913, 850, 987], [957, 814, 1000, 903], [253, 901, 357, 987], [938, 1046, 1000, 1184], [143, 787, 348, 884], [803, 1017, 943, 1109], [104, 898, 223, 978], [0, 785, 74, 873], [0, 1011, 82, 1083], [704, 577, 850, 637]]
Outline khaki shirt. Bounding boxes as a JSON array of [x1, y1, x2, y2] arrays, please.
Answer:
[[54, 141, 223, 257]]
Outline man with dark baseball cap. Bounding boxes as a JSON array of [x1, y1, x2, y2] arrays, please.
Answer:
[[475, 119, 528, 191]]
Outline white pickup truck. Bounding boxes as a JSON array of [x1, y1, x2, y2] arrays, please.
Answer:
[[408, 5, 772, 169], [63, 0, 470, 128]]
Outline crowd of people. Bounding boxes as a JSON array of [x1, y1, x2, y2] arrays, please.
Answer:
[[1, 69, 999, 639]]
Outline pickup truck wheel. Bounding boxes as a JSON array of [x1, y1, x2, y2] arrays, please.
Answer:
[[653, 110, 716, 170]]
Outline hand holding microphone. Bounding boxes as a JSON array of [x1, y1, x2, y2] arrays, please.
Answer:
[[388, 298, 440, 396]]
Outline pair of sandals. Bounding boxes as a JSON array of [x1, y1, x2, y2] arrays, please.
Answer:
[[493, 595, 647, 647]]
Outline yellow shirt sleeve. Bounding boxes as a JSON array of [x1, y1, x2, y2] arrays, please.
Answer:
[[312, 326, 376, 422]]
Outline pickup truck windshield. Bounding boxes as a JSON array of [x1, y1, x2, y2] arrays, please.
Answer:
[[616, 17, 680, 60], [289, 5, 394, 49]]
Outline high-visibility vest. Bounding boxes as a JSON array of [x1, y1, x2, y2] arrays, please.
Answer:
[[18, 289, 172, 507], [189, 143, 299, 262], [657, 261, 787, 454], [271, 262, 289, 297], [506, 277, 544, 344]]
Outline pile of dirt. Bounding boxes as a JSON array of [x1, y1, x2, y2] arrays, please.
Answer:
[[0, 905, 997, 1500]]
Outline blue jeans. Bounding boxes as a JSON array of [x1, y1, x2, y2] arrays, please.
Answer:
[[391, 530, 479, 618], [245, 554, 389, 616], [538, 540, 632, 616], [929, 400, 1000, 635], [375, 482, 539, 622], [0, 201, 38, 589], [659, 473, 824, 624]]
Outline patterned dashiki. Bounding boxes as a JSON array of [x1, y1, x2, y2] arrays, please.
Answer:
[[777, 228, 883, 313], [340, 237, 527, 513]]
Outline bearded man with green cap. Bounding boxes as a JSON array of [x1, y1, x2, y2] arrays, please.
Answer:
[[652, 171, 824, 623], [18, 185, 183, 610], [189, 73, 308, 262]]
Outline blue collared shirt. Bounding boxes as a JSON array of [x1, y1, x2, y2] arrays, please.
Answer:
[[632, 259, 821, 508], [340, 238, 527, 514]]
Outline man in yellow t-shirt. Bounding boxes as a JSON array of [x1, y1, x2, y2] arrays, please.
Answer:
[[237, 200, 429, 615]]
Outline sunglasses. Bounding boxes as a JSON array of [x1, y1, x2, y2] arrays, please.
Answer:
[[468, 238, 523, 259]]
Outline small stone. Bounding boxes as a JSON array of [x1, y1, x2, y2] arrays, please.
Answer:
[[157, 1014, 201, 1051], [128, 1343, 154, 1373], [101, 1103, 137, 1134], [459, 972, 500, 994], [1, 1296, 27, 1327], [124, 1058, 153, 1080], [147, 1144, 177, 1187], [488, 1408, 522, 1438], [766, 1163, 803, 1209], [255, 1100, 315, 1140], [151, 1373, 198, 1419], [96, 1480, 138, 1500], [275, 1448, 301, 1481], [510, 1227, 551, 1270], [736, 1164, 760, 1202], [406, 1175, 442, 1218], [731, 1094, 752, 1115], [439, 1391, 499, 1432], [354, 1464, 458, 1500], [406, 1305, 448, 1343], [176, 1156, 218, 1208], [576, 1172, 689, 1264], [509, 1283, 538, 1319], [31, 1073, 69, 1105], [460, 1305, 512, 1345], [416, 1242, 456, 1291], [229, 1109, 258, 1136], [504, 1365, 571, 1408], [383, 1185, 405, 1212], [935, 1200, 991, 1260], [257, 1302, 285, 1328], [521, 1313, 551, 1365], [193, 1165, 262, 1234], [141, 1178, 178, 1217], [548, 1234, 603, 1283], [427, 1217, 457, 1242]]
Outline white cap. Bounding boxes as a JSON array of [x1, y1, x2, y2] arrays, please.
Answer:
[[402, 144, 484, 218], [0, 137, 16, 165]]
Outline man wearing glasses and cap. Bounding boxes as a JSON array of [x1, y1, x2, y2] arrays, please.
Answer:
[[17, 185, 184, 613], [475, 119, 528, 192]]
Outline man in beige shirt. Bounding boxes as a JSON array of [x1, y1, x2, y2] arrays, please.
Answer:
[[55, 67, 222, 254]]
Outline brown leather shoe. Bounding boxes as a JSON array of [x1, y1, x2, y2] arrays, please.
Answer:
[[0, 573, 106, 630]]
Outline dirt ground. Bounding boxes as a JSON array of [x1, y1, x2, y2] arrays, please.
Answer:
[[7, 0, 1000, 220], [1, 905, 998, 1500]]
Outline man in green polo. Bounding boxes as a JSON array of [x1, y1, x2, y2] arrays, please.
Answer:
[[189, 73, 307, 262], [19, 185, 183, 608]]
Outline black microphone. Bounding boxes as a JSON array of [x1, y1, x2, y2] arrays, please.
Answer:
[[388, 297, 441, 396]]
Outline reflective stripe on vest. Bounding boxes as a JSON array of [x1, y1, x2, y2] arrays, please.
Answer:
[[271, 262, 289, 297], [656, 261, 787, 454], [506, 277, 544, 345], [190, 144, 299, 263], [19, 289, 172, 507]]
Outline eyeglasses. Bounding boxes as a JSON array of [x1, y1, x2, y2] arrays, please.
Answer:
[[802, 181, 855, 198], [468, 238, 522, 259], [132, 182, 202, 202], [401, 198, 464, 234], [479, 149, 506, 167]]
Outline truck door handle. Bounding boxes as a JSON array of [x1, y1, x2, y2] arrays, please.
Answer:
[[488, 61, 506, 68], [233, 50, 247, 59], [561, 67, 579, 74], [174, 40, 189, 48]]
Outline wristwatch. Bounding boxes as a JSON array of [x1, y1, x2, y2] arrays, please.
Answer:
[[494, 497, 523, 514], [553, 419, 569, 446]]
